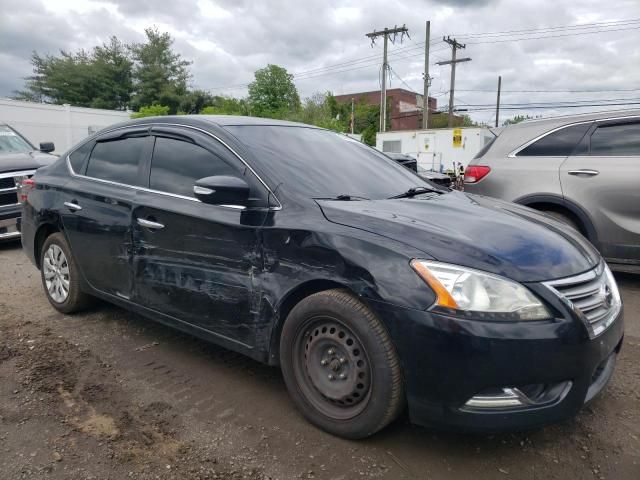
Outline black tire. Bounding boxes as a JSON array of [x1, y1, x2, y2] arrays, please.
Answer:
[[542, 209, 581, 232], [40, 232, 91, 314], [280, 289, 404, 439]]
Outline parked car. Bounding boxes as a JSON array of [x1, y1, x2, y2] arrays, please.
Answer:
[[21, 116, 623, 439], [417, 165, 452, 188], [0, 124, 56, 241], [385, 152, 452, 188], [465, 110, 640, 273]]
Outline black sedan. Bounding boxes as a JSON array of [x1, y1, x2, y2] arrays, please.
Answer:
[[21, 116, 623, 439]]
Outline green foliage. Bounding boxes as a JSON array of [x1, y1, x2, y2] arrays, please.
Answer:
[[428, 113, 476, 128], [177, 89, 217, 114], [15, 37, 132, 110], [503, 114, 538, 126], [130, 104, 170, 118], [288, 93, 344, 131], [129, 27, 191, 114], [200, 96, 250, 116], [248, 64, 300, 117]]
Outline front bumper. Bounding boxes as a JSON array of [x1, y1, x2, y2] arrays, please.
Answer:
[[0, 212, 21, 241], [369, 298, 624, 432]]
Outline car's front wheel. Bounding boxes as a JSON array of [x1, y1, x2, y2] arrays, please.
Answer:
[[280, 289, 404, 439], [40, 232, 91, 314]]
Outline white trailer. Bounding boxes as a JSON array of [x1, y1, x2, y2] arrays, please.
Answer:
[[376, 127, 494, 173], [0, 98, 130, 153]]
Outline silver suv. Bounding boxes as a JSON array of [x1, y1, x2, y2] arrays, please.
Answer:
[[465, 110, 640, 273]]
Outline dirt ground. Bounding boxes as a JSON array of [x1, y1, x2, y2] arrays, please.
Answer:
[[1, 241, 639, 480]]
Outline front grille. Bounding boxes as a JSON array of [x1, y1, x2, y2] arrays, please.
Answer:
[[0, 170, 35, 208], [544, 263, 620, 338]]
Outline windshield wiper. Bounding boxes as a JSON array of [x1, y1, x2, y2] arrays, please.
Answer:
[[325, 194, 370, 201], [387, 186, 443, 199]]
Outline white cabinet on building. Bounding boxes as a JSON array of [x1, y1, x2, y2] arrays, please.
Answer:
[[376, 127, 494, 172]]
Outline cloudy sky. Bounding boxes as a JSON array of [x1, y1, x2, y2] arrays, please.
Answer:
[[2, 0, 640, 124]]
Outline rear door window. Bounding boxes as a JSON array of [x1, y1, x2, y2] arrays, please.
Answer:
[[517, 123, 591, 156], [590, 122, 640, 156], [149, 137, 238, 198], [85, 137, 149, 186]]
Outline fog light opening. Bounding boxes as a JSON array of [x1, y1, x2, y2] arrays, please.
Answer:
[[464, 381, 572, 410]]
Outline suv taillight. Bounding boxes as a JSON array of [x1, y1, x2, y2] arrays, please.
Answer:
[[18, 178, 35, 203], [464, 165, 491, 184]]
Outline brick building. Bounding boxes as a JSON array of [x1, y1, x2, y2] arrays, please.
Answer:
[[334, 88, 437, 131]]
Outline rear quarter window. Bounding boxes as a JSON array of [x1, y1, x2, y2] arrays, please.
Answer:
[[68, 141, 94, 174]]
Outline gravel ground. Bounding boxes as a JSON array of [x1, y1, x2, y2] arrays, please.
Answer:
[[1, 240, 639, 479]]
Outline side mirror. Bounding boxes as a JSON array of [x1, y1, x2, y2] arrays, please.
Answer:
[[39, 142, 55, 153], [194, 176, 250, 208]]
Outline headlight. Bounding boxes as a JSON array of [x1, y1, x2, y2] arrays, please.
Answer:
[[410, 260, 552, 321]]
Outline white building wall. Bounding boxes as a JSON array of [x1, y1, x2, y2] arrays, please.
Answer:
[[0, 98, 130, 153], [376, 127, 494, 172]]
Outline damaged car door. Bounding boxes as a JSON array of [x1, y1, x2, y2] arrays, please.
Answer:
[[61, 129, 153, 300], [131, 126, 269, 348]]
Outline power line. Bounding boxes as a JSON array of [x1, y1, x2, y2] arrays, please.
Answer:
[[457, 88, 640, 93], [464, 25, 640, 44], [455, 97, 640, 107], [451, 18, 640, 38], [388, 65, 419, 94], [455, 101, 640, 112]]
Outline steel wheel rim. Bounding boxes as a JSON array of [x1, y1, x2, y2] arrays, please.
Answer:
[[43, 244, 70, 303], [293, 316, 372, 420]]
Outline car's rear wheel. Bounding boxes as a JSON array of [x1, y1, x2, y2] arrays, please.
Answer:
[[40, 232, 91, 314], [280, 289, 404, 439]]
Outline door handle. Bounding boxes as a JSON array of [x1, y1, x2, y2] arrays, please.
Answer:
[[137, 218, 165, 230], [568, 169, 599, 176], [64, 201, 82, 211]]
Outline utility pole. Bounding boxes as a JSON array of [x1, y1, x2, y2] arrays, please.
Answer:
[[350, 97, 355, 134], [366, 25, 409, 132], [422, 20, 431, 129], [495, 75, 502, 127], [436, 36, 471, 128]]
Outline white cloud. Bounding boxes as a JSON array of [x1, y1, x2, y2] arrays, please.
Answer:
[[2, 0, 640, 124]]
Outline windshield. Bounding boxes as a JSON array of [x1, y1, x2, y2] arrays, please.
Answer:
[[0, 126, 33, 154], [225, 125, 432, 200]]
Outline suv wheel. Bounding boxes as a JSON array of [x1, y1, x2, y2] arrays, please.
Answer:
[[280, 289, 404, 439], [40, 233, 91, 314]]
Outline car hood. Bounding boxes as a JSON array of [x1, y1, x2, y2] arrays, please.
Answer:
[[317, 191, 600, 282], [0, 151, 58, 172]]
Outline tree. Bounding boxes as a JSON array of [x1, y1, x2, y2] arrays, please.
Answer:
[[289, 92, 344, 131], [15, 37, 133, 110], [200, 96, 250, 116], [130, 104, 170, 118], [16, 50, 101, 106], [248, 64, 300, 117], [178, 89, 217, 114], [90, 37, 133, 110], [129, 27, 191, 114]]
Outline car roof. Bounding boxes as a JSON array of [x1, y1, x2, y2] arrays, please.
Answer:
[[506, 108, 640, 130], [490, 108, 640, 156], [105, 115, 319, 131]]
